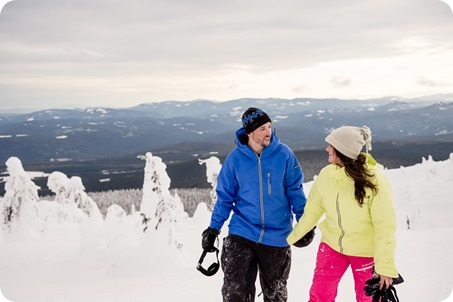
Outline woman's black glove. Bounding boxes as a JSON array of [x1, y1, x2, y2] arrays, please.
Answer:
[[201, 227, 220, 252], [293, 226, 316, 248], [364, 273, 404, 302]]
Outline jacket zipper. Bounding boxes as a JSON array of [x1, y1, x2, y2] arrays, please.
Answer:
[[258, 155, 265, 243], [267, 171, 272, 195], [336, 193, 345, 253]]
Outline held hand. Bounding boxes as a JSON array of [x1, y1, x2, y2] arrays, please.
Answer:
[[293, 226, 316, 248]]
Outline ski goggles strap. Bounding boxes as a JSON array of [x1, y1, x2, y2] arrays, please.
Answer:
[[196, 247, 220, 277]]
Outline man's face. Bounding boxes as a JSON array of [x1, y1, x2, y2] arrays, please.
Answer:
[[249, 122, 272, 148]]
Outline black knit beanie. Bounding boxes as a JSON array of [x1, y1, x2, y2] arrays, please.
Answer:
[[241, 107, 272, 134]]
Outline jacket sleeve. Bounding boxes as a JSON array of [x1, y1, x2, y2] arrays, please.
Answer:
[[287, 174, 325, 245], [209, 155, 237, 231], [285, 152, 307, 221], [370, 172, 398, 278]]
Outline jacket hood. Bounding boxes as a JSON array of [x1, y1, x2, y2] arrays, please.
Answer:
[[366, 153, 377, 166]]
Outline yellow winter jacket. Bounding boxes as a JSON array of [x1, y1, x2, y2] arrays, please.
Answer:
[[287, 154, 398, 278]]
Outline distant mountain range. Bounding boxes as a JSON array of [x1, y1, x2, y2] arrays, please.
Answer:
[[1, 96, 453, 194]]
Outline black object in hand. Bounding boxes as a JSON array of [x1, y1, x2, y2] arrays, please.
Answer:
[[201, 227, 220, 252], [364, 274, 404, 302]]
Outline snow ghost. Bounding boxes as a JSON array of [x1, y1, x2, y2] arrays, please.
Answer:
[[139, 152, 186, 248], [199, 156, 222, 211], [47, 171, 70, 203], [1, 157, 42, 239]]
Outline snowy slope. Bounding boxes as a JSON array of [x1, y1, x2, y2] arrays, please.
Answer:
[[1, 154, 453, 302]]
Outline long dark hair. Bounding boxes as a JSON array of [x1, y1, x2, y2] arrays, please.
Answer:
[[335, 149, 378, 206]]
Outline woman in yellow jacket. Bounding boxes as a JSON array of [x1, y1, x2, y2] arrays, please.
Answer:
[[287, 125, 398, 302]]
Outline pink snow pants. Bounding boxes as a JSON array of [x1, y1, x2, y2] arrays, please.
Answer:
[[309, 242, 374, 302]]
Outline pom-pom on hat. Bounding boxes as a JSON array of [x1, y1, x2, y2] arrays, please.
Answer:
[[241, 107, 272, 134], [325, 126, 372, 159]]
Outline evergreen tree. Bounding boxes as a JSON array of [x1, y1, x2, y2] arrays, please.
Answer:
[[68, 176, 102, 220], [0, 157, 42, 236], [139, 152, 186, 248], [47, 171, 70, 204], [139, 152, 160, 221], [47, 171, 102, 222]]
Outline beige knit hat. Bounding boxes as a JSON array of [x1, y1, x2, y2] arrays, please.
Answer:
[[325, 126, 372, 159]]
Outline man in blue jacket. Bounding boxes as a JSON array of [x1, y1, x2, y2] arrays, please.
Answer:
[[201, 107, 307, 302]]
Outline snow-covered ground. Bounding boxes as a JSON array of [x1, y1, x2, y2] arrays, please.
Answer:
[[1, 153, 453, 302]]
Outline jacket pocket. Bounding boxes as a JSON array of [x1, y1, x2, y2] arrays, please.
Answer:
[[267, 171, 272, 195]]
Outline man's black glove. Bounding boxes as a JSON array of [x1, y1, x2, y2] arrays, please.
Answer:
[[201, 227, 220, 252], [293, 226, 316, 248], [364, 274, 404, 302]]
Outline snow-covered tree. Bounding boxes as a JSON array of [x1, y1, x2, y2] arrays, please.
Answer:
[[47, 171, 70, 204], [172, 189, 186, 221], [0, 157, 42, 238], [139, 152, 162, 220], [47, 171, 102, 223], [68, 176, 102, 220], [104, 204, 131, 249], [47, 174, 105, 252], [138, 152, 186, 248], [198, 156, 222, 211]]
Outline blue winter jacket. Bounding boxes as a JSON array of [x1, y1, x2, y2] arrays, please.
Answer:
[[209, 128, 307, 247]]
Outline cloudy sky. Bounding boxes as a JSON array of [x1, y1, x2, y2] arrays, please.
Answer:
[[1, 0, 453, 111]]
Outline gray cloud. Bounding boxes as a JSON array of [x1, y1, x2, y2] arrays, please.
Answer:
[[1, 0, 453, 109], [417, 77, 450, 88], [329, 77, 352, 88], [292, 84, 306, 94]]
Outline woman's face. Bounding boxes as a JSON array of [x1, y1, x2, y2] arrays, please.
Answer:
[[326, 144, 343, 166]]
